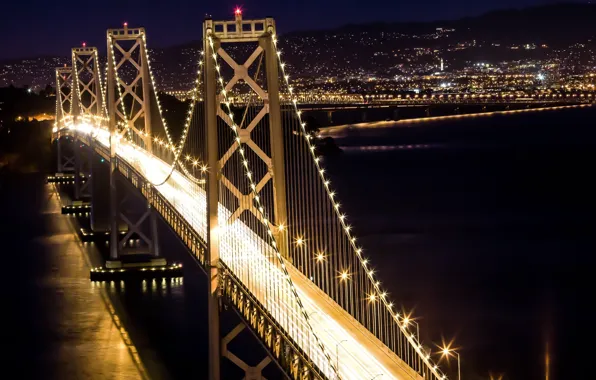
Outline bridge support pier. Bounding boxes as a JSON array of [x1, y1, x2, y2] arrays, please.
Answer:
[[74, 135, 92, 200], [88, 160, 182, 281], [107, 168, 162, 264], [222, 324, 272, 380], [56, 136, 75, 173], [88, 149, 111, 233]]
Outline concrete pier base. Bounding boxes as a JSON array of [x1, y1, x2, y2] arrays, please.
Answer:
[[90, 257, 182, 281]]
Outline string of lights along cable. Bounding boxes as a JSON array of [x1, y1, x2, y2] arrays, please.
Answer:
[[206, 31, 340, 378], [106, 26, 204, 186], [53, 11, 458, 380], [273, 35, 448, 379]]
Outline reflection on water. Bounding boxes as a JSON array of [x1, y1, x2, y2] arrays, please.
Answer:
[[2, 107, 591, 380], [342, 143, 437, 151], [1, 179, 146, 379], [136, 278, 184, 296]]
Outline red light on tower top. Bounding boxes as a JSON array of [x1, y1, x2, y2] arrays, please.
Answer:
[[123, 22, 128, 27], [234, 7, 243, 21], [82, 42, 86, 47]]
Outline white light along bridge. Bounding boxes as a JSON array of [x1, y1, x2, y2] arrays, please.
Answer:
[[52, 11, 458, 380]]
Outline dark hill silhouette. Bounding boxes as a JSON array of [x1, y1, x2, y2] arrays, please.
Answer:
[[286, 3, 596, 46]]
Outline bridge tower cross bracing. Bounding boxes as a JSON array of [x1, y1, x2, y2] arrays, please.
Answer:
[[106, 25, 160, 262], [71, 46, 103, 121], [204, 13, 289, 255], [204, 12, 289, 379], [55, 66, 73, 125], [55, 66, 75, 172], [71, 46, 103, 199], [106, 25, 154, 153]]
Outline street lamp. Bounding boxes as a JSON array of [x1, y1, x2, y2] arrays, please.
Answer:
[[336, 339, 348, 379], [441, 346, 461, 380], [402, 315, 420, 342], [411, 320, 420, 342]]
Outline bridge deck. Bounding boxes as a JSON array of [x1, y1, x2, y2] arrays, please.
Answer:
[[87, 128, 419, 380]]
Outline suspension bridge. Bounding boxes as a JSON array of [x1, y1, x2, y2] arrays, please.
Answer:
[[52, 11, 458, 380]]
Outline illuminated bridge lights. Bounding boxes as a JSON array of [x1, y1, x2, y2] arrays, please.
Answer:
[[79, 228, 128, 243], [47, 175, 76, 184], [64, 86, 436, 380], [90, 263, 183, 281], [61, 203, 91, 215]]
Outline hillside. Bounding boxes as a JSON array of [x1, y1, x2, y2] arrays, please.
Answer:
[[1, 3, 595, 90], [289, 3, 596, 46]]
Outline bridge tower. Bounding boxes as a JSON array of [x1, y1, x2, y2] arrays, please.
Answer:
[[203, 11, 288, 379], [71, 46, 103, 120], [105, 25, 161, 265], [71, 46, 103, 200], [106, 25, 154, 152], [55, 66, 74, 172]]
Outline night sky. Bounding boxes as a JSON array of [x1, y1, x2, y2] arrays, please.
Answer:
[[0, 0, 565, 60]]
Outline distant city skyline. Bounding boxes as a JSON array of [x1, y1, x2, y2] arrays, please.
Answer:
[[0, 0, 572, 61]]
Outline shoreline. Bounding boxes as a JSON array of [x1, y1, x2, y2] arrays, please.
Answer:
[[319, 103, 593, 137]]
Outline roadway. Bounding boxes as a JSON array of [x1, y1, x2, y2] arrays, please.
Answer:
[[78, 122, 421, 380]]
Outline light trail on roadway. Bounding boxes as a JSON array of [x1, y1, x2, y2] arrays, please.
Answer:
[[71, 122, 419, 380]]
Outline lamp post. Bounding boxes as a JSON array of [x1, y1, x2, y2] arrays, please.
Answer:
[[336, 339, 348, 379], [412, 320, 420, 342], [441, 346, 461, 380], [402, 316, 420, 342]]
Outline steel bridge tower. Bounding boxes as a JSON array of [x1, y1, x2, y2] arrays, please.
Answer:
[[71, 46, 103, 120], [71, 46, 103, 200], [203, 11, 289, 380], [55, 66, 74, 172], [105, 25, 161, 265]]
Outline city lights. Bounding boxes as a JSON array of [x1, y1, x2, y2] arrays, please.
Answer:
[[47, 10, 596, 380]]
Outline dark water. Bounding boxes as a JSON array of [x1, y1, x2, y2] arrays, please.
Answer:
[[2, 107, 593, 380], [323, 107, 594, 380]]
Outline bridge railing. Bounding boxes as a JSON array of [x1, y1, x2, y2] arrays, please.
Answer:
[[114, 152, 328, 379]]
